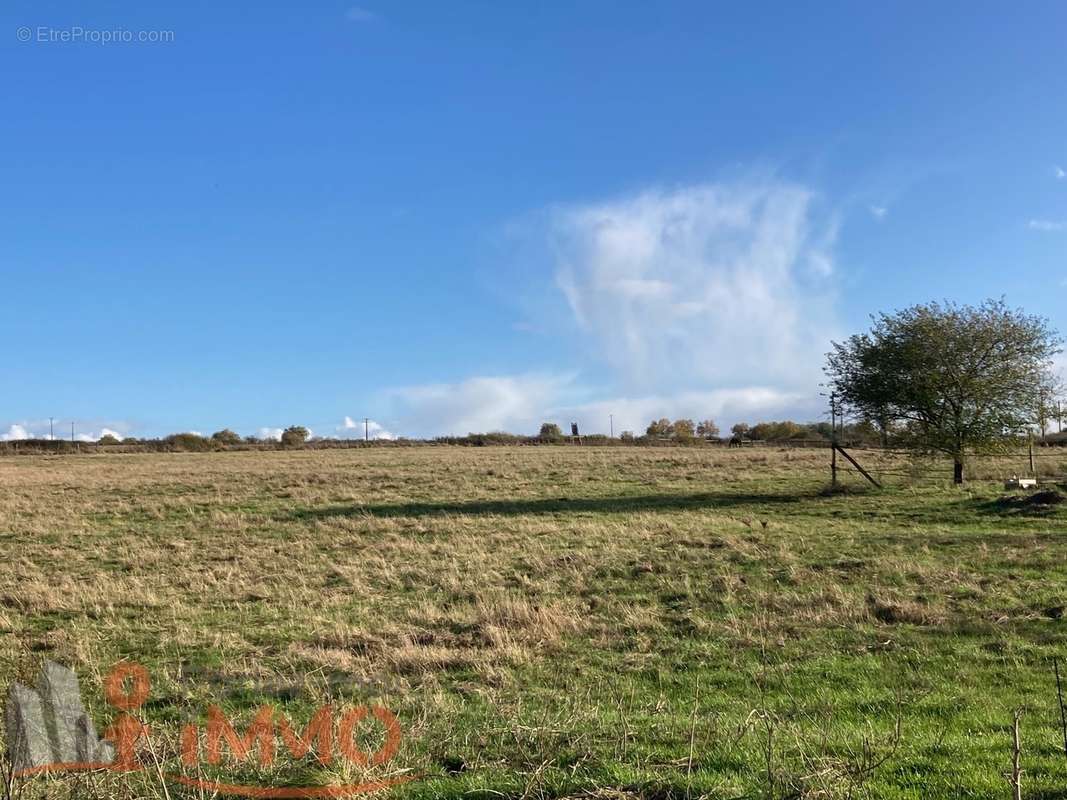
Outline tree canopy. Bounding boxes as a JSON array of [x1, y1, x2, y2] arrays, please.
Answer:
[[646, 418, 672, 438], [825, 299, 1061, 482], [696, 419, 720, 439], [538, 422, 563, 441], [210, 429, 242, 445], [281, 426, 310, 447], [672, 419, 695, 440]]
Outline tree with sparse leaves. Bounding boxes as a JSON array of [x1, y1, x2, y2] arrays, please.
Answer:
[[672, 419, 695, 440], [1035, 378, 1067, 439], [826, 299, 1061, 484], [696, 419, 720, 440], [646, 418, 672, 438]]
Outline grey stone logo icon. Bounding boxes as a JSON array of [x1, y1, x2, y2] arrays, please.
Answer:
[[4, 661, 115, 773]]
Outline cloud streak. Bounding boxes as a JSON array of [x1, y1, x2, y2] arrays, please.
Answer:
[[378, 374, 819, 437], [0, 424, 30, 441], [345, 6, 378, 22], [388, 374, 575, 437], [337, 416, 395, 440], [0, 420, 132, 442], [1029, 219, 1067, 231], [550, 180, 838, 389], [377, 179, 844, 435]]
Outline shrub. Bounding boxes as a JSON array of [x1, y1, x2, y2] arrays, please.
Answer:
[[211, 429, 242, 445], [164, 433, 212, 452], [539, 423, 563, 442], [281, 426, 309, 447]]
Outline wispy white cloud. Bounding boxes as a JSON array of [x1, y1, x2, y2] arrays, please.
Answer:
[[1055, 165, 1065, 180], [1029, 219, 1067, 231], [74, 427, 127, 442], [0, 424, 30, 441], [345, 6, 378, 22], [550, 180, 838, 390], [337, 415, 395, 440], [257, 426, 322, 441], [1, 420, 132, 442], [380, 375, 819, 437], [869, 205, 888, 220], [379, 179, 844, 437], [388, 374, 575, 437], [1054, 353, 1067, 380]]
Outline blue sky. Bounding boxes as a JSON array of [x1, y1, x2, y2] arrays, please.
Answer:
[[2, 1, 1066, 440]]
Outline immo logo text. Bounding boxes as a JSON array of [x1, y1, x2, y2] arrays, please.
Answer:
[[5, 660, 412, 797]]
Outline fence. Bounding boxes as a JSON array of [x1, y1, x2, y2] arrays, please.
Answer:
[[830, 445, 1067, 489]]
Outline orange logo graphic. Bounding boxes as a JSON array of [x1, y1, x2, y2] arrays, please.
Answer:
[[6, 660, 414, 797]]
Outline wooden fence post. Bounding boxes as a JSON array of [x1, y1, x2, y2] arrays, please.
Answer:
[[834, 444, 882, 489]]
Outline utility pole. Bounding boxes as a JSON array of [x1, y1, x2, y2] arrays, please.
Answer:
[[71, 421, 75, 444], [609, 414, 614, 438], [364, 417, 369, 442], [830, 392, 838, 488], [49, 417, 54, 442]]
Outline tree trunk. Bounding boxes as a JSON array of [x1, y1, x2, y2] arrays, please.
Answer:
[[953, 457, 964, 485]]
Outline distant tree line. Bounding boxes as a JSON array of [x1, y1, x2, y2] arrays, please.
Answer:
[[6, 403, 1065, 457], [644, 418, 720, 441], [4, 420, 1064, 455], [9, 408, 1066, 455], [6, 317, 1066, 464], [428, 418, 897, 447]]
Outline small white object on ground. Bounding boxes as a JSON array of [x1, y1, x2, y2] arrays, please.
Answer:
[[1004, 477, 1038, 490]]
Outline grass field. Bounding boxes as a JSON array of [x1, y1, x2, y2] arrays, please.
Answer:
[[2, 446, 1066, 799]]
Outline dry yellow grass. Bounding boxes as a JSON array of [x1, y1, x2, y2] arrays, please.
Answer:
[[0, 445, 1065, 799]]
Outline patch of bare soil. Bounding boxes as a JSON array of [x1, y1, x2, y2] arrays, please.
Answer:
[[988, 489, 1065, 514]]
